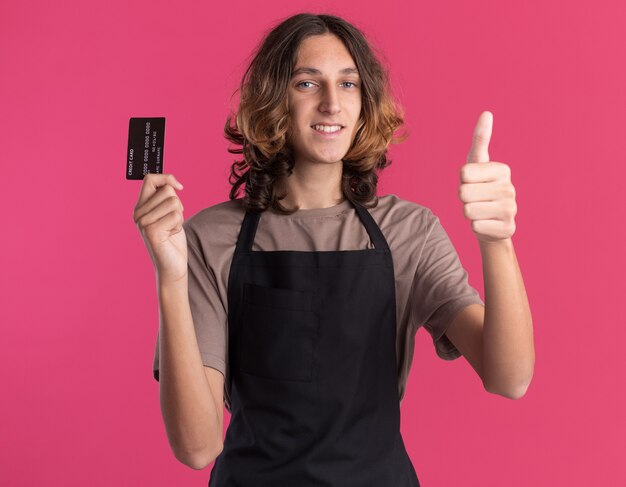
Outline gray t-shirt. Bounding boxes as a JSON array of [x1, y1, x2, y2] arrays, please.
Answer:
[[153, 194, 484, 413]]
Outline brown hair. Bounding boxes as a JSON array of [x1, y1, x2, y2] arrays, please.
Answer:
[[224, 12, 407, 214]]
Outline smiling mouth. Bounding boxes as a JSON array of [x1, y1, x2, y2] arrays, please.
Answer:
[[311, 124, 344, 134]]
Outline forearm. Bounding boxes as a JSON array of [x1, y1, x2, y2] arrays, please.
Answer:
[[157, 279, 223, 468], [479, 238, 534, 398]]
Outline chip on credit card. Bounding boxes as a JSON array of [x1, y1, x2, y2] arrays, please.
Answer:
[[126, 117, 165, 179]]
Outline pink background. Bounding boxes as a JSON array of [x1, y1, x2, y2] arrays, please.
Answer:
[[1, 0, 624, 485]]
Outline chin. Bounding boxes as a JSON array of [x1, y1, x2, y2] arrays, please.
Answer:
[[312, 149, 350, 164], [317, 156, 347, 165]]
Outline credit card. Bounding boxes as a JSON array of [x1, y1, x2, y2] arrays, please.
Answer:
[[126, 117, 165, 179]]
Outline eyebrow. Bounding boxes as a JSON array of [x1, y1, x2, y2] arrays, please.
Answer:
[[291, 67, 360, 77]]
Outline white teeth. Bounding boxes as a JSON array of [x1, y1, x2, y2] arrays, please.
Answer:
[[313, 124, 342, 133]]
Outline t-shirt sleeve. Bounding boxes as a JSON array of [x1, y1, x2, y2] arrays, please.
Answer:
[[152, 220, 228, 381], [411, 214, 485, 360]]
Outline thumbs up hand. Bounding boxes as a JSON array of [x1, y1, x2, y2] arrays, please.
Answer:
[[459, 111, 517, 244]]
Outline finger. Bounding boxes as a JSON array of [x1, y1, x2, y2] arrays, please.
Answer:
[[136, 173, 183, 208], [466, 111, 493, 164], [460, 161, 505, 184], [463, 201, 507, 220], [459, 181, 500, 203], [141, 198, 183, 230], [145, 210, 184, 243]]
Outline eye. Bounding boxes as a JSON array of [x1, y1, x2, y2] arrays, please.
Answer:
[[342, 81, 359, 88], [296, 81, 316, 89]]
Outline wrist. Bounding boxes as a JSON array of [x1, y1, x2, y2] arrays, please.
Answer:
[[478, 237, 513, 249], [157, 274, 189, 295]]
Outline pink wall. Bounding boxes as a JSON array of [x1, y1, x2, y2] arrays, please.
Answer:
[[1, 0, 624, 485]]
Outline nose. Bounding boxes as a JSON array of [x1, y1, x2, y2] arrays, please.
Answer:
[[318, 85, 341, 115]]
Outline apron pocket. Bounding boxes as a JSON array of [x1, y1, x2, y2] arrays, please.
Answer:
[[240, 282, 317, 382]]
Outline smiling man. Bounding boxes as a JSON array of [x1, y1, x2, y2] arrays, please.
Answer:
[[141, 12, 534, 486]]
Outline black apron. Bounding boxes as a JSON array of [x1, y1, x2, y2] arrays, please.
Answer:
[[209, 198, 421, 486]]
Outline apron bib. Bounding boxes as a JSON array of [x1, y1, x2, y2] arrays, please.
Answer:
[[209, 198, 421, 486]]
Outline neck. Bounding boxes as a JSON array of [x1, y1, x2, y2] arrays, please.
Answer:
[[278, 160, 345, 210]]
